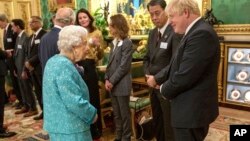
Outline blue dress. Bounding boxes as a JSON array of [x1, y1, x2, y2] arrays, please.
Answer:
[[43, 54, 97, 141]]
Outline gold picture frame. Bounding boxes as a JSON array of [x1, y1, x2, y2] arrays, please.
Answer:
[[49, 0, 75, 12], [202, 0, 250, 35]]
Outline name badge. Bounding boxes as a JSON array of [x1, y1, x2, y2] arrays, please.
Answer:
[[17, 45, 22, 49], [35, 39, 40, 44], [160, 42, 168, 49], [7, 38, 12, 42]]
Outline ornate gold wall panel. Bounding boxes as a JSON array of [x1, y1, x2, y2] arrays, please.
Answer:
[[0, 0, 14, 20], [0, 0, 40, 47], [202, 0, 250, 35], [15, 0, 32, 32]]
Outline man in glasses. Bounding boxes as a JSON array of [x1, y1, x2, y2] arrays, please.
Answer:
[[143, 0, 182, 140], [24, 16, 47, 120]]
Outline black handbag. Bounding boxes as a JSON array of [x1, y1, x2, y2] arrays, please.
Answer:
[[136, 116, 154, 140], [134, 99, 154, 141]]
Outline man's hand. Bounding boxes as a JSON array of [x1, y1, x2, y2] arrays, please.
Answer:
[[21, 71, 28, 80], [105, 80, 113, 92], [25, 61, 34, 71], [145, 74, 157, 88], [5, 49, 14, 58]]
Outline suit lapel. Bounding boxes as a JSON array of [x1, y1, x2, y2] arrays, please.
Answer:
[[151, 25, 172, 62], [166, 19, 204, 78], [107, 43, 115, 68]]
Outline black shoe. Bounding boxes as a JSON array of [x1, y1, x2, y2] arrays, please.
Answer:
[[33, 113, 43, 120], [0, 131, 17, 138]]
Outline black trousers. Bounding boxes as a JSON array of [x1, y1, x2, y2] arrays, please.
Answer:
[[0, 76, 6, 131], [31, 71, 43, 110], [150, 89, 174, 141], [17, 77, 36, 111], [78, 59, 102, 138], [6, 59, 22, 104], [173, 126, 209, 141]]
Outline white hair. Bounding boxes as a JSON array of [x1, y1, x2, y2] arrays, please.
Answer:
[[57, 25, 88, 51], [55, 7, 75, 25]]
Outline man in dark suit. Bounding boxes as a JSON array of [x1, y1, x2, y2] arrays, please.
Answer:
[[11, 19, 38, 117], [39, 7, 75, 73], [0, 49, 16, 138], [143, 0, 181, 140], [24, 16, 46, 120], [160, 0, 220, 140], [0, 14, 22, 109]]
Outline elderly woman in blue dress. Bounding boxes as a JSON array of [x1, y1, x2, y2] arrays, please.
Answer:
[[42, 25, 98, 141]]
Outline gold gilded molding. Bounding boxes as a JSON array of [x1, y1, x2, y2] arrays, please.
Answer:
[[16, 1, 32, 33], [48, 0, 76, 12], [201, 0, 211, 16], [214, 24, 250, 35], [202, 0, 250, 35], [0, 0, 14, 19], [36, 0, 41, 16]]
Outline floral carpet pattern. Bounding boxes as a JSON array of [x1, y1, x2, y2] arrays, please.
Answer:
[[1, 105, 250, 141]]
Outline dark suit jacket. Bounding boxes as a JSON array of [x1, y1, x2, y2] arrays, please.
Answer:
[[25, 29, 47, 75], [0, 50, 7, 76], [3, 24, 17, 50], [14, 32, 29, 77], [105, 38, 134, 96], [143, 24, 176, 84], [3, 24, 17, 72], [39, 27, 60, 73], [0, 50, 7, 59], [161, 19, 220, 128]]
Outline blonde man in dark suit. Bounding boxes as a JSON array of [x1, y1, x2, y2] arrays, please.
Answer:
[[160, 0, 220, 140]]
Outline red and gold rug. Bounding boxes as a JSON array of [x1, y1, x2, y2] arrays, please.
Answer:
[[2, 104, 250, 141]]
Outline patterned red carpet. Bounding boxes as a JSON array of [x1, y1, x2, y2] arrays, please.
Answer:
[[1, 104, 250, 141], [2, 104, 48, 141]]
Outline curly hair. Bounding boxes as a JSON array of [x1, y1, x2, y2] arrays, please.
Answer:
[[57, 25, 88, 51]]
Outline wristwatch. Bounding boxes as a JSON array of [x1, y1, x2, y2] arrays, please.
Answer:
[[232, 49, 244, 62], [236, 70, 249, 81], [230, 89, 241, 100]]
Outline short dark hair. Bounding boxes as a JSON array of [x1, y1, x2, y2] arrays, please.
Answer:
[[75, 8, 96, 33], [11, 19, 25, 30], [147, 0, 167, 11]]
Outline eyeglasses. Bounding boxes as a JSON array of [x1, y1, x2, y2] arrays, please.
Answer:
[[29, 21, 39, 24]]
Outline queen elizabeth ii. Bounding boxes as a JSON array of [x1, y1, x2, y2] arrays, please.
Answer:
[[43, 25, 97, 141]]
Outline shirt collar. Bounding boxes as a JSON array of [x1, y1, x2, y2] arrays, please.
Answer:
[[158, 22, 169, 35], [34, 28, 42, 36], [54, 25, 62, 29], [18, 30, 24, 37], [112, 38, 123, 47], [184, 17, 201, 36], [5, 23, 10, 31]]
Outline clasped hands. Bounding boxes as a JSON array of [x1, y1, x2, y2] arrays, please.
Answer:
[[145, 74, 160, 89], [105, 80, 113, 92]]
